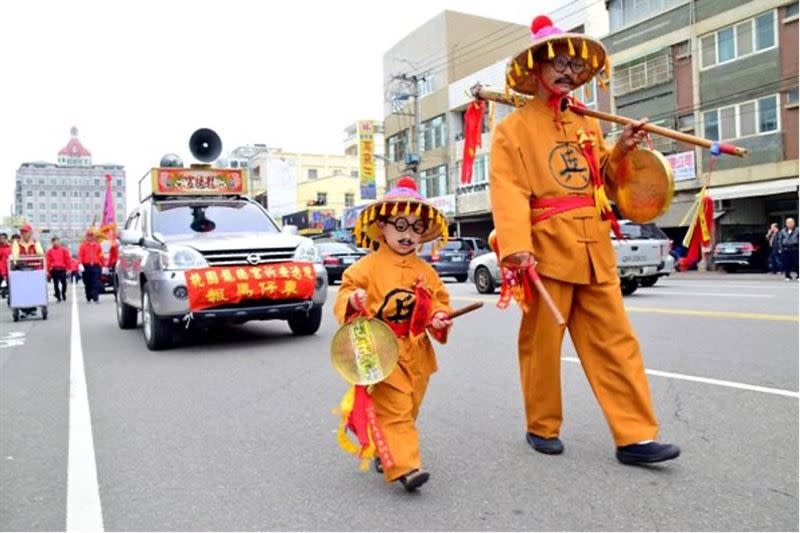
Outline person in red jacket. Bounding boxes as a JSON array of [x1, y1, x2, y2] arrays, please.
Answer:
[[70, 257, 81, 284], [78, 230, 105, 303], [0, 232, 10, 298], [46, 236, 72, 302]]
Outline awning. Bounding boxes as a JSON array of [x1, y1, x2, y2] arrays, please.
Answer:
[[709, 178, 799, 201]]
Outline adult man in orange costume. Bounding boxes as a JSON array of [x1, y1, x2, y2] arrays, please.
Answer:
[[490, 15, 680, 465], [334, 176, 453, 491]]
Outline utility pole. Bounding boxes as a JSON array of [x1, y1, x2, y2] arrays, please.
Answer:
[[391, 73, 425, 178]]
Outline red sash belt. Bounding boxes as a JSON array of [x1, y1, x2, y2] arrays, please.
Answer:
[[529, 195, 595, 225], [386, 321, 410, 338]]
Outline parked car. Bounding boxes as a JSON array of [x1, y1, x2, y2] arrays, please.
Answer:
[[712, 232, 770, 272], [468, 251, 501, 294], [315, 241, 366, 283], [617, 221, 673, 288], [420, 237, 491, 282]]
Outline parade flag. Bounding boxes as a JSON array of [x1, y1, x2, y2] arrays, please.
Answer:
[[461, 100, 486, 184], [100, 174, 116, 240]]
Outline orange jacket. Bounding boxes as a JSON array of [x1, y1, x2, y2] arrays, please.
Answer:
[[334, 244, 452, 389], [46, 245, 72, 272], [78, 241, 105, 266], [489, 97, 624, 285], [11, 239, 43, 260]]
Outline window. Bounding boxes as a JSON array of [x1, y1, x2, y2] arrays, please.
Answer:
[[26, 202, 33, 210], [677, 114, 694, 131], [787, 88, 799, 106], [39, 190, 45, 197], [39, 202, 46, 210], [350, 170, 359, 177], [420, 115, 446, 151], [50, 202, 58, 210], [50, 190, 57, 197], [674, 40, 690, 58], [787, 3, 799, 18], [62, 191, 68, 197], [417, 76, 434, 98], [85, 191, 91, 197], [386, 131, 408, 163], [316, 192, 327, 205], [609, 0, 684, 32], [307, 168, 318, 179], [26, 190, 33, 197], [116, 179, 123, 187], [94, 191, 101, 198], [116, 191, 123, 198], [700, 11, 777, 68], [612, 53, 671, 96], [51, 214, 58, 223], [473, 154, 488, 184], [577, 78, 597, 109], [94, 179, 100, 187], [703, 95, 780, 140], [344, 193, 354, 208], [418, 165, 448, 198]]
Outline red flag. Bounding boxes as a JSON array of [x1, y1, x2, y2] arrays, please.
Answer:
[[461, 100, 485, 184]]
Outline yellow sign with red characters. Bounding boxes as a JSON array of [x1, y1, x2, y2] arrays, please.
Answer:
[[152, 168, 248, 196], [185, 262, 315, 311]]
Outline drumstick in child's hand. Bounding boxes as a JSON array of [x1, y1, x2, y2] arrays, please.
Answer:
[[446, 302, 484, 320]]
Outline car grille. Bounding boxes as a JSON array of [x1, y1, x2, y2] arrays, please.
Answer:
[[201, 247, 297, 267]]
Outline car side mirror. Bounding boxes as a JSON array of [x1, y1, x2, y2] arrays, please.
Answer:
[[119, 229, 144, 246]]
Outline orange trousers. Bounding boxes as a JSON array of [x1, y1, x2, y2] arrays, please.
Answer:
[[370, 359, 430, 482], [518, 275, 659, 446]]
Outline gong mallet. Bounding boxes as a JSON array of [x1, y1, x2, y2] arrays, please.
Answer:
[[527, 266, 566, 326], [446, 302, 484, 320]]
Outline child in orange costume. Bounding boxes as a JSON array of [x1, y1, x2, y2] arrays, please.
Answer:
[[334, 176, 453, 492]]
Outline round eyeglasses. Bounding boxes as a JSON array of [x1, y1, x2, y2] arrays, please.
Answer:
[[551, 55, 586, 75], [384, 217, 428, 235]]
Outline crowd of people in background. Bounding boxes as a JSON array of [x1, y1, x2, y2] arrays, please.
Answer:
[[0, 228, 120, 303]]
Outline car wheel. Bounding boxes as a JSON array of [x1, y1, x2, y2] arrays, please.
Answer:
[[142, 286, 172, 351], [620, 278, 638, 296], [455, 274, 468, 283], [639, 276, 658, 288], [288, 304, 322, 336], [475, 267, 495, 294], [12, 309, 19, 322], [116, 287, 138, 329], [41, 307, 48, 320]]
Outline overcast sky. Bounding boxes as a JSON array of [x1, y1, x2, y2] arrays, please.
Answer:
[[1, 0, 569, 215]]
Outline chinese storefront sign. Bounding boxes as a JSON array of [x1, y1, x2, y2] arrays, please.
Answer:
[[357, 121, 376, 200]]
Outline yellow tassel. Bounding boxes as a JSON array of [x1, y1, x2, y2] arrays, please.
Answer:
[[568, 38, 575, 56], [507, 74, 516, 88], [391, 203, 398, 216], [547, 41, 555, 59], [369, 206, 376, 222], [404, 202, 411, 215], [415, 203, 422, 216], [504, 82, 510, 97], [488, 101, 496, 131], [592, 54, 598, 70], [598, 77, 607, 90], [513, 61, 521, 77], [604, 56, 611, 75], [581, 40, 589, 60], [379, 203, 386, 216], [527, 48, 533, 68]]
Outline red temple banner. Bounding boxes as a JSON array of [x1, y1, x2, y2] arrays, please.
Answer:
[[152, 168, 247, 196], [184, 261, 315, 311]]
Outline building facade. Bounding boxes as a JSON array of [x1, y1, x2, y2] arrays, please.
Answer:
[[14, 127, 126, 251], [601, 0, 799, 244]]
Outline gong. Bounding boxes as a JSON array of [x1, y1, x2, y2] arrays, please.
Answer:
[[330, 317, 399, 385], [608, 149, 674, 224]]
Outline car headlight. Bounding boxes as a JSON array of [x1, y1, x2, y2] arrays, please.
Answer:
[[158, 246, 208, 270], [293, 240, 320, 264]]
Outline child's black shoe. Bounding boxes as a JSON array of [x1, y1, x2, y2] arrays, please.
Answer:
[[399, 469, 429, 492]]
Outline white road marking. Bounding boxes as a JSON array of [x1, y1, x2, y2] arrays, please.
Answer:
[[0, 331, 26, 349], [562, 357, 799, 399], [637, 290, 774, 298], [66, 283, 104, 532]]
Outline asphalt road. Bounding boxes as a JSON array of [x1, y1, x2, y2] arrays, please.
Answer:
[[1, 272, 798, 531]]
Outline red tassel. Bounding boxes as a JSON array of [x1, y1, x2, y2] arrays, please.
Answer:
[[410, 278, 432, 336]]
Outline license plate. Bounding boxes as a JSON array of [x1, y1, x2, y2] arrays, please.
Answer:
[[723, 247, 737, 254], [343, 257, 355, 264], [450, 255, 464, 262]]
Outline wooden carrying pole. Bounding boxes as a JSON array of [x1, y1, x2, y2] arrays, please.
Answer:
[[469, 85, 747, 157]]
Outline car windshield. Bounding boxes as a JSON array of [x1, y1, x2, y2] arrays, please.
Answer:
[[619, 223, 668, 240], [423, 240, 466, 253], [152, 201, 278, 239], [317, 242, 358, 254]]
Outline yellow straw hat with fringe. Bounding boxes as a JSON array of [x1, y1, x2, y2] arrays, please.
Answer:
[[505, 15, 612, 96], [353, 176, 449, 251]]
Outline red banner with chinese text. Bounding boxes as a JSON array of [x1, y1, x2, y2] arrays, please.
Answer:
[[152, 168, 247, 196], [184, 262, 316, 312]]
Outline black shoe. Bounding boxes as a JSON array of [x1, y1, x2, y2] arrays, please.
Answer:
[[526, 433, 564, 455], [399, 470, 429, 492], [374, 458, 383, 474], [616, 442, 680, 465]]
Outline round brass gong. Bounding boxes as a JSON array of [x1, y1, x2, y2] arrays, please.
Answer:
[[608, 149, 674, 224], [330, 317, 399, 386]]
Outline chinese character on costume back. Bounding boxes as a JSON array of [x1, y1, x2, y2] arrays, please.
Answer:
[[485, 15, 681, 465], [331, 176, 455, 492]]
